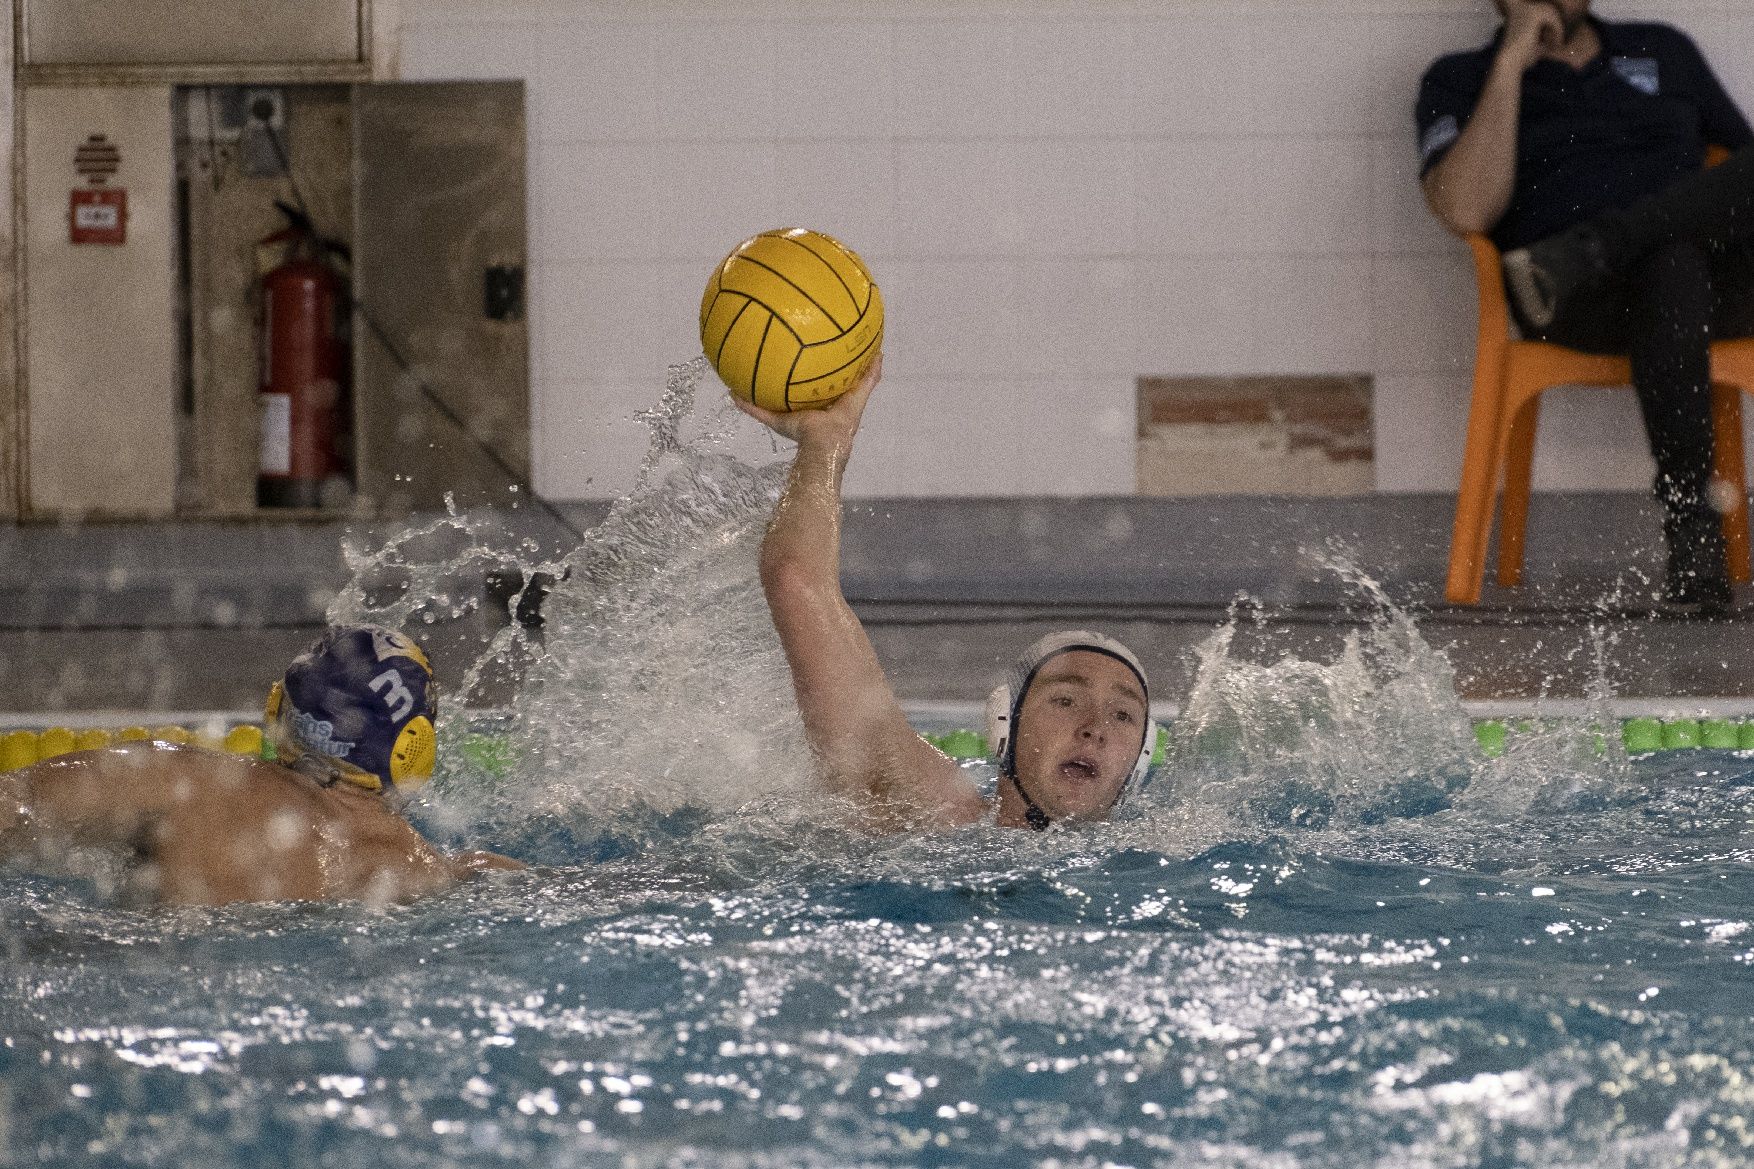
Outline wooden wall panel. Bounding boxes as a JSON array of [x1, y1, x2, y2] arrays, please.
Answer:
[[182, 86, 354, 514]]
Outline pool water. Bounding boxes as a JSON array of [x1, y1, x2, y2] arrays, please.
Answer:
[[7, 748, 1754, 1168], [7, 359, 1754, 1167]]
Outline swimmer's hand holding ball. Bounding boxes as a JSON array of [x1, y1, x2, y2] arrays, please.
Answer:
[[701, 228, 884, 412], [732, 352, 882, 448]]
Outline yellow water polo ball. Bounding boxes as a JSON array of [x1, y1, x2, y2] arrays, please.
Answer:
[[700, 228, 884, 412]]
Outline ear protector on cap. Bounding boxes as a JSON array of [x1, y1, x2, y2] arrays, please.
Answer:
[[984, 631, 1157, 819]]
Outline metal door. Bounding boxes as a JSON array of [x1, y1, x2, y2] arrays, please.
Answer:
[[351, 80, 528, 514]]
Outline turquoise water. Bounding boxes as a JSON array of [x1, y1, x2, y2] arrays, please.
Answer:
[[6, 749, 1754, 1167], [8, 359, 1754, 1167]]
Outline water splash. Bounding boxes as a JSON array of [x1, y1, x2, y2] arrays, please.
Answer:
[[322, 361, 1646, 863], [1160, 553, 1475, 837], [327, 501, 553, 719], [1154, 549, 1631, 842], [326, 358, 816, 845]]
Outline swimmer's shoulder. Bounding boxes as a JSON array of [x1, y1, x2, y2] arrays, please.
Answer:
[[65, 741, 316, 802]]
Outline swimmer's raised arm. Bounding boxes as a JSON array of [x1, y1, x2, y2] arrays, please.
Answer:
[[735, 357, 986, 830]]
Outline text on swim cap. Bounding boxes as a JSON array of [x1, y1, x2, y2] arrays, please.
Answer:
[[370, 668, 416, 722], [290, 710, 357, 759]]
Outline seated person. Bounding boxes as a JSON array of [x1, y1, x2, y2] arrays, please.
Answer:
[[1418, 0, 1754, 608], [0, 624, 520, 906], [734, 355, 1157, 831]]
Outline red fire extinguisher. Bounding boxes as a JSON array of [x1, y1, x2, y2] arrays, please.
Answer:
[[257, 202, 351, 508]]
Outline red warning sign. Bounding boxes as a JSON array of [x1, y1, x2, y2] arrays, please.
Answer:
[[70, 187, 126, 245]]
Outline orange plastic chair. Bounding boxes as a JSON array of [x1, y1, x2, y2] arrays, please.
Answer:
[[1445, 150, 1754, 604]]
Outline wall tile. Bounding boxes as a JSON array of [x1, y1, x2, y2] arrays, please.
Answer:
[[773, 140, 898, 258], [1014, 260, 1138, 377], [1248, 15, 1381, 136], [771, 20, 898, 140], [1134, 139, 1239, 256], [1136, 138, 1371, 256], [1253, 138, 1374, 254], [532, 20, 659, 144], [1249, 254, 1375, 374], [1131, 16, 1256, 138], [534, 379, 662, 499], [843, 377, 1133, 498], [538, 261, 703, 384], [1370, 252, 1476, 374], [650, 17, 780, 141], [1372, 352, 1668, 496], [1528, 389, 1655, 492], [649, 140, 778, 260], [893, 19, 1021, 138], [895, 140, 1023, 257], [528, 147, 635, 261], [1009, 19, 1138, 138], [536, 141, 777, 261], [1012, 139, 1135, 257], [1370, 372, 1470, 492], [1132, 256, 1254, 376], [801, 0, 1141, 16], [404, 0, 1715, 500], [838, 374, 972, 496], [1368, 134, 1456, 254], [1699, 14, 1754, 113], [877, 260, 1021, 380], [400, 20, 539, 82], [985, 378, 1136, 496], [1372, 378, 1668, 493]]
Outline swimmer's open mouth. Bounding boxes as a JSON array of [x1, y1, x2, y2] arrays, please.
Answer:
[[1058, 757, 1101, 782]]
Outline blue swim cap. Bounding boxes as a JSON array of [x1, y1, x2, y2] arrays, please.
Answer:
[[265, 625, 437, 795]]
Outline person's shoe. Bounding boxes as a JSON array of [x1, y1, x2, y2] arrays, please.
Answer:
[[1662, 510, 1733, 613], [1502, 223, 1614, 330]]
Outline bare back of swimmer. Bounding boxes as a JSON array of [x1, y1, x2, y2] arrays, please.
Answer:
[[0, 625, 519, 907]]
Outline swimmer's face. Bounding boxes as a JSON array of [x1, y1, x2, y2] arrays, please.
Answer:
[[1010, 651, 1148, 822]]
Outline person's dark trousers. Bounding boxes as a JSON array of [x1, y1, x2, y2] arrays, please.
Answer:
[[1518, 148, 1754, 596]]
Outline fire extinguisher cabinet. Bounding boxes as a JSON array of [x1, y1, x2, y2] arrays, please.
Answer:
[[14, 80, 528, 520]]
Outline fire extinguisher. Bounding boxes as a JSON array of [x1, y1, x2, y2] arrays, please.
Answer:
[[257, 201, 352, 508]]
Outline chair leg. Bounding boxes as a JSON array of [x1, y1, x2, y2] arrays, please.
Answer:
[[1710, 383, 1753, 584], [1496, 399, 1539, 588], [1447, 364, 1512, 605]]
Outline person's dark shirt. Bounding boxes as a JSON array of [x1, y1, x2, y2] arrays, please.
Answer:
[[1416, 18, 1753, 252]]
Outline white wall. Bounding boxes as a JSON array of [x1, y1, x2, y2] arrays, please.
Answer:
[[397, 0, 1754, 500]]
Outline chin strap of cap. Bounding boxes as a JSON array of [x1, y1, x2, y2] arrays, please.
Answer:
[[1005, 774, 1055, 832], [984, 637, 1155, 831]]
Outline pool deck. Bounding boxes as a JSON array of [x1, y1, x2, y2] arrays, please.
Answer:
[[5, 491, 1754, 716]]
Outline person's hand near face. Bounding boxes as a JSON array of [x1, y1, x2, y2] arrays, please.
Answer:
[[1498, 0, 1567, 72]]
